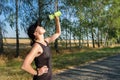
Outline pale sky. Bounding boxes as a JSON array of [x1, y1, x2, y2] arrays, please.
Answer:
[[5, 27, 28, 38], [0, 15, 28, 38]]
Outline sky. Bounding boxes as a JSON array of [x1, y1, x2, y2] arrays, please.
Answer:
[[0, 14, 28, 38], [5, 26, 28, 38], [0, 1, 29, 38]]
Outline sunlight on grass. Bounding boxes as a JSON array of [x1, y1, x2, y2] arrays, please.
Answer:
[[0, 55, 7, 67], [52, 46, 120, 70], [0, 58, 32, 80]]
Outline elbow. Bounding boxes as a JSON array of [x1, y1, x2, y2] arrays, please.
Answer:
[[21, 65, 25, 70], [21, 64, 27, 71], [57, 31, 61, 35], [58, 31, 61, 35], [57, 32, 61, 36]]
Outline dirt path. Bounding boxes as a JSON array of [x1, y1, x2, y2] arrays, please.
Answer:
[[53, 54, 120, 80]]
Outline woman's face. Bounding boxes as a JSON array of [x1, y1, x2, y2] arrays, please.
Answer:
[[34, 26, 46, 36]]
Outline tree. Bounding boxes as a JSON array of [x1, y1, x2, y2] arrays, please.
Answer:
[[15, 0, 19, 57], [0, 0, 13, 54], [0, 26, 3, 53]]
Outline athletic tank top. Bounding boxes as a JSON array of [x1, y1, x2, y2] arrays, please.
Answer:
[[33, 41, 52, 80]]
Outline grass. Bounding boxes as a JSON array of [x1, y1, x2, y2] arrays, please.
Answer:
[[0, 46, 120, 80], [52, 46, 120, 70]]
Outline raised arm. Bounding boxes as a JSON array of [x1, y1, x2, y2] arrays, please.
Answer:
[[45, 16, 61, 43]]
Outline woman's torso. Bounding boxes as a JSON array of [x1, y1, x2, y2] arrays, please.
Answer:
[[33, 41, 52, 80]]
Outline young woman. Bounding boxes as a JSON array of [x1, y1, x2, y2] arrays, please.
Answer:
[[21, 16, 61, 80]]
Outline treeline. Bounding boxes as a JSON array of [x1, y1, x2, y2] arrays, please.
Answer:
[[0, 0, 120, 57]]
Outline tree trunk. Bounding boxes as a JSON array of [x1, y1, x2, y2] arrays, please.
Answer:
[[91, 0, 95, 48], [65, 28, 68, 49], [91, 27, 95, 48], [78, 28, 82, 48], [54, 0, 60, 53], [38, 0, 43, 20], [79, 37, 81, 48], [86, 28, 89, 47], [100, 28, 103, 46], [97, 28, 100, 47], [69, 26, 72, 50], [0, 27, 3, 54], [15, 0, 19, 57]]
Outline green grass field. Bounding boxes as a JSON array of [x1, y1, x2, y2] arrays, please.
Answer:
[[0, 46, 120, 80]]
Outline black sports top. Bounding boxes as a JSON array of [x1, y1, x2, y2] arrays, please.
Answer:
[[33, 41, 52, 80]]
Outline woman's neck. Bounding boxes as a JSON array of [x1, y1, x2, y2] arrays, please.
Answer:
[[35, 35, 45, 43]]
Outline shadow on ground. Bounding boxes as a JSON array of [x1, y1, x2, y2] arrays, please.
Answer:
[[53, 54, 120, 80]]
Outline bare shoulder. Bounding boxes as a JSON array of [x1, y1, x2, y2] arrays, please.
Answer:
[[32, 43, 43, 54], [21, 43, 43, 67], [33, 42, 41, 48]]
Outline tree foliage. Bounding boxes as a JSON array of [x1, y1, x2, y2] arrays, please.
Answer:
[[0, 0, 120, 55]]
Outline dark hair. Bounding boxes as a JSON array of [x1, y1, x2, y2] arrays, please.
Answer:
[[27, 19, 41, 46]]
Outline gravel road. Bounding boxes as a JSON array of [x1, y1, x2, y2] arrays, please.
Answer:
[[53, 54, 120, 80]]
